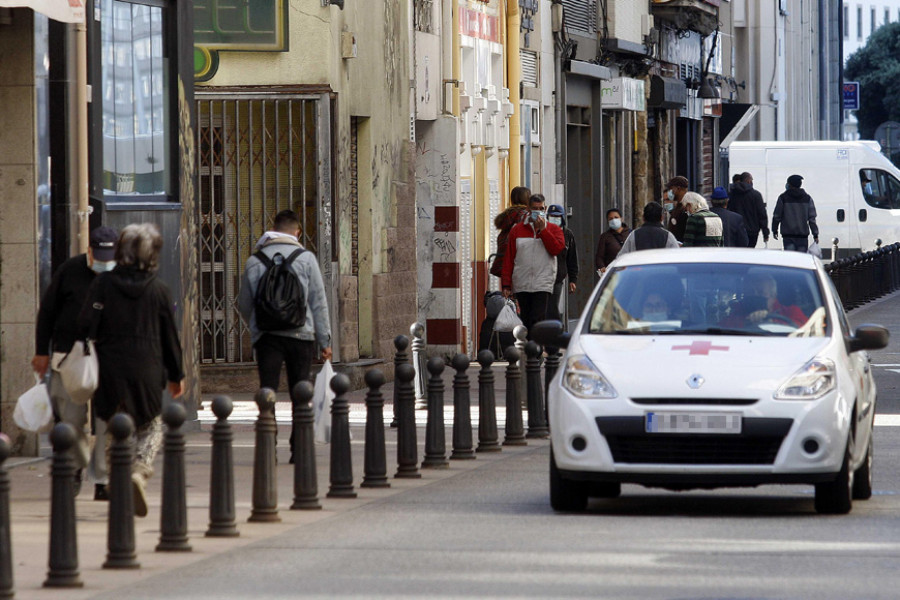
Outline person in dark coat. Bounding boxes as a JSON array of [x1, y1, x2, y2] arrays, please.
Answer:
[[594, 207, 631, 274], [663, 176, 691, 242], [79, 223, 184, 517], [546, 204, 579, 322], [772, 174, 819, 253], [618, 201, 680, 255], [708, 186, 749, 248], [728, 172, 769, 247], [490, 186, 531, 278]]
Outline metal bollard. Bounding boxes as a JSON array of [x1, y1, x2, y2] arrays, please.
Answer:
[[544, 348, 561, 424], [450, 354, 476, 460], [290, 382, 321, 510], [831, 237, 839, 262], [0, 436, 13, 598], [249, 388, 280, 523], [525, 341, 550, 439], [503, 347, 527, 446], [390, 335, 410, 428], [394, 363, 421, 478], [410, 322, 428, 409], [103, 413, 139, 569], [327, 373, 357, 498], [362, 369, 390, 488], [476, 350, 501, 453], [513, 325, 528, 407], [44, 423, 83, 588], [206, 396, 239, 537], [422, 357, 450, 468], [157, 403, 191, 552]]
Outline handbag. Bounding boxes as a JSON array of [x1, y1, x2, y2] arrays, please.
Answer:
[[58, 292, 103, 405]]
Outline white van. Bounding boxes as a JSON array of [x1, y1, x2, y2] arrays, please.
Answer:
[[727, 141, 900, 257]]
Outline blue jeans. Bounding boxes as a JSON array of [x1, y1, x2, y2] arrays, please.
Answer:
[[782, 236, 808, 253]]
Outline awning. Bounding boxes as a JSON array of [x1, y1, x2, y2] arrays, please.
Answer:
[[0, 0, 84, 23]]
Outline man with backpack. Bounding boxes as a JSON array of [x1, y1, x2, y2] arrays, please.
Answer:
[[238, 209, 332, 461]]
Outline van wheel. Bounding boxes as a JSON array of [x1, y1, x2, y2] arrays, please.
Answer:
[[815, 432, 854, 514], [852, 434, 874, 500], [549, 450, 588, 512]]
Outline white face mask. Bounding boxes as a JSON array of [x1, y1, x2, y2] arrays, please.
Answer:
[[664, 202, 674, 212], [864, 182, 873, 195], [666, 189, 675, 202], [608, 218, 622, 230], [90, 260, 116, 274], [548, 216, 562, 226], [643, 311, 668, 322]]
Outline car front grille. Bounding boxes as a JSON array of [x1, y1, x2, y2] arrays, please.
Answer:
[[630, 397, 758, 406], [596, 417, 793, 465]]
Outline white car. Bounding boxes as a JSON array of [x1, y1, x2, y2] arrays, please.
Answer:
[[533, 248, 889, 514]]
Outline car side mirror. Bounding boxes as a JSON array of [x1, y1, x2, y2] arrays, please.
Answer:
[[846, 324, 889, 353], [530, 320, 571, 349]]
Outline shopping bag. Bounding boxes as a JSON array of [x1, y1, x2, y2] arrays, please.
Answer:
[[808, 241, 822, 258], [493, 299, 523, 332], [313, 360, 335, 444], [13, 378, 53, 432], [57, 339, 99, 405]]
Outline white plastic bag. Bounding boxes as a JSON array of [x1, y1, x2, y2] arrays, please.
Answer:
[[808, 241, 822, 258], [493, 299, 523, 332], [13, 378, 53, 433], [57, 340, 99, 405], [313, 360, 335, 444]]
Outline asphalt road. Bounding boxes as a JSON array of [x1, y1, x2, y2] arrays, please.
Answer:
[[89, 292, 900, 600]]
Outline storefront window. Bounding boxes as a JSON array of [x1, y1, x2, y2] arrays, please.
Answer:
[[101, 0, 169, 197]]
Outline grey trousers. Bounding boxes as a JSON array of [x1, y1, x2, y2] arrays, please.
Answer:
[[49, 370, 108, 483]]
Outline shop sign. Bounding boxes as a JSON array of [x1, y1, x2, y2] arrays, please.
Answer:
[[600, 77, 646, 112], [459, 5, 500, 42], [0, 0, 84, 22]]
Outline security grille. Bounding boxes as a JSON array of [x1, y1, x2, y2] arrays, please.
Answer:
[[521, 50, 538, 87], [196, 94, 323, 364], [414, 0, 434, 33], [562, 0, 597, 34]]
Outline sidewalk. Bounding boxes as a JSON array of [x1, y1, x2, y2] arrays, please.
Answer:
[[6, 362, 547, 599]]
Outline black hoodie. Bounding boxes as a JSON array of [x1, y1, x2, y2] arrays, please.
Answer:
[[773, 187, 819, 238], [728, 181, 770, 239], [78, 266, 184, 427]]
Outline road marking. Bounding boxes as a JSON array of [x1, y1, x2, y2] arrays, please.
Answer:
[[873, 363, 900, 367], [875, 414, 900, 427]]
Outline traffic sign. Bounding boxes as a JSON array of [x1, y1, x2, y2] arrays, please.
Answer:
[[843, 81, 860, 111]]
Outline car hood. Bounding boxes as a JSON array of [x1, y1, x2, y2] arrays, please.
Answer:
[[575, 335, 832, 398]]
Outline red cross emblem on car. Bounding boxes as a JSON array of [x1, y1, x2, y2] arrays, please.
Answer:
[[671, 341, 730, 356]]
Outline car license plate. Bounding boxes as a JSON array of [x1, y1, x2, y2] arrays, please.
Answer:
[[645, 412, 742, 434]]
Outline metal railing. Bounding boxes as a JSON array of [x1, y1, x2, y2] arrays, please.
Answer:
[[824, 241, 900, 310]]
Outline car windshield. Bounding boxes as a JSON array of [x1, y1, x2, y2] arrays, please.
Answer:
[[587, 263, 827, 337]]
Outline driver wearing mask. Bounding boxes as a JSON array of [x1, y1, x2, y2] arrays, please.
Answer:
[[722, 274, 806, 328]]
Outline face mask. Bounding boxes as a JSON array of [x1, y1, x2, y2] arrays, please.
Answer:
[[643, 311, 668, 322], [548, 216, 562, 226], [664, 202, 674, 212], [530, 210, 545, 222], [608, 218, 622, 230], [666, 190, 675, 202], [865, 182, 873, 195], [90, 260, 115, 274]]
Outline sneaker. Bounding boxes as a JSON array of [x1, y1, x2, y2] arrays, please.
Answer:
[[132, 475, 148, 517], [94, 484, 109, 501]]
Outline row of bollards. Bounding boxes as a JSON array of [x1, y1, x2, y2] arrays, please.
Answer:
[[12, 326, 552, 595]]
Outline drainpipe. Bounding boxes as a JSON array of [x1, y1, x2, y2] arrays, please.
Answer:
[[506, 1, 521, 188], [75, 21, 89, 254], [451, 0, 460, 117]]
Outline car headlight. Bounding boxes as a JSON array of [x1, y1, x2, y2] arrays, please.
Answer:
[[563, 354, 617, 399], [775, 358, 836, 400]]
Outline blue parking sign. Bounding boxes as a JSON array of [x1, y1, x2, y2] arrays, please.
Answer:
[[843, 81, 860, 110]]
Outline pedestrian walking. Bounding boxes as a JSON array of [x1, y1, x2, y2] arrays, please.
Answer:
[[501, 194, 565, 335], [772, 174, 818, 253], [618, 201, 680, 256], [728, 172, 769, 247], [489, 186, 531, 278], [546, 204, 578, 322], [77, 223, 185, 517], [681, 192, 724, 247], [594, 208, 630, 275], [663, 176, 690, 242], [708, 186, 749, 248], [32, 226, 118, 501], [238, 209, 332, 463]]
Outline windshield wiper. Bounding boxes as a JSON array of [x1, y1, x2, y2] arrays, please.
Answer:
[[655, 327, 772, 337]]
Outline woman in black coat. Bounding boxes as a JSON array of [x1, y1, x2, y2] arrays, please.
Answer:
[[79, 222, 184, 517]]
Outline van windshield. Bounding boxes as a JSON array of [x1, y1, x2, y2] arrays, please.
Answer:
[[859, 168, 900, 209]]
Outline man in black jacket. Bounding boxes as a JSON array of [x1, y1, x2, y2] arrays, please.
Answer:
[[618, 202, 680, 255], [32, 226, 118, 500], [547, 204, 579, 321], [709, 187, 749, 248], [773, 174, 819, 253], [728, 172, 770, 247]]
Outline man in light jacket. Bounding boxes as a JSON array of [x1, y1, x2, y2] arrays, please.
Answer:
[[501, 194, 565, 335], [239, 209, 332, 462]]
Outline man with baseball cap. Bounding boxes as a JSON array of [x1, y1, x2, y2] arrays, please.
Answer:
[[772, 174, 818, 253], [32, 225, 119, 500], [662, 175, 690, 242]]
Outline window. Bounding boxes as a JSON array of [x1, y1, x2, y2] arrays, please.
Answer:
[[886, 8, 891, 24], [857, 6, 863, 38], [101, 0, 170, 197], [843, 4, 849, 38], [859, 169, 900, 209], [871, 7, 877, 34]]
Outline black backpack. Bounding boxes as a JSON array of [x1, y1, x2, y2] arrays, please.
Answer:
[[253, 248, 307, 331]]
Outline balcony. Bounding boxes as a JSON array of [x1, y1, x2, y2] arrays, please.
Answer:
[[650, 0, 719, 36]]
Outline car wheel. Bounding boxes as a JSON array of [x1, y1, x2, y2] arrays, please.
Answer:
[[814, 432, 854, 515], [549, 450, 588, 512], [590, 482, 622, 498], [852, 433, 874, 500]]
